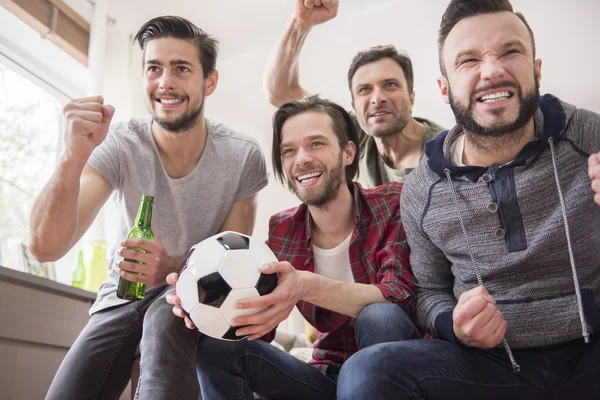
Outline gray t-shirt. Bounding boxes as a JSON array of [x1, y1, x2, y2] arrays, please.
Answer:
[[352, 114, 446, 188], [87, 115, 268, 314]]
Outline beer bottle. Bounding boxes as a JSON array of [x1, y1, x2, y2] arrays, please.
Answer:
[[72, 250, 85, 289], [117, 195, 154, 300]]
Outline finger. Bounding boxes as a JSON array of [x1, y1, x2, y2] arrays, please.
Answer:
[[69, 95, 105, 106], [117, 259, 147, 274], [590, 165, 600, 182], [457, 285, 490, 306], [235, 292, 278, 311], [453, 295, 488, 326], [166, 291, 180, 306], [460, 302, 497, 339], [121, 237, 159, 252], [236, 321, 278, 339], [118, 247, 156, 266], [588, 153, 600, 179], [591, 179, 600, 193], [102, 104, 115, 126], [489, 318, 508, 347], [233, 304, 282, 327], [118, 269, 149, 285], [304, 0, 314, 10], [67, 118, 102, 135], [184, 316, 196, 330], [66, 110, 103, 124], [595, 193, 600, 207], [314, 0, 322, 7], [475, 309, 506, 348], [151, 230, 162, 246], [166, 272, 179, 285], [259, 261, 291, 275], [246, 327, 276, 341]]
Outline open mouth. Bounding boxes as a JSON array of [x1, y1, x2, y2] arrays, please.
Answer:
[[296, 171, 323, 185], [369, 111, 391, 118], [156, 98, 185, 105], [476, 91, 513, 103]]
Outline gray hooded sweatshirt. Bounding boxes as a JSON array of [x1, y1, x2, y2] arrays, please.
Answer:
[[401, 94, 600, 369]]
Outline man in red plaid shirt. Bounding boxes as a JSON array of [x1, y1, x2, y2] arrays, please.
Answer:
[[167, 95, 419, 399]]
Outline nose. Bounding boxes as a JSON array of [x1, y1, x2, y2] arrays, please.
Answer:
[[480, 56, 506, 83], [370, 87, 387, 106], [158, 70, 176, 91], [295, 147, 314, 167]]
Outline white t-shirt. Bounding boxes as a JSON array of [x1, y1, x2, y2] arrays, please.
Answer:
[[87, 115, 268, 314], [312, 232, 354, 282], [451, 132, 466, 166]]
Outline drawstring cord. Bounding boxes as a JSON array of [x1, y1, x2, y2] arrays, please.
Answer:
[[547, 137, 590, 343], [444, 168, 521, 373]]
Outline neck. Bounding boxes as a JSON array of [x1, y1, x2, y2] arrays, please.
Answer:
[[462, 119, 535, 167], [373, 118, 425, 169], [308, 183, 355, 249], [152, 114, 207, 178]]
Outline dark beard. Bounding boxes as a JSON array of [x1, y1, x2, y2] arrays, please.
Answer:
[[448, 76, 540, 141], [153, 98, 204, 132], [290, 154, 344, 207]]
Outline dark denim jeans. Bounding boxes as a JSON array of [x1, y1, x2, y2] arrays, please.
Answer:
[[196, 303, 419, 399], [337, 334, 600, 400], [45, 286, 200, 400]]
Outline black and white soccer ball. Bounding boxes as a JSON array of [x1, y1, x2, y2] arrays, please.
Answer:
[[176, 231, 279, 340]]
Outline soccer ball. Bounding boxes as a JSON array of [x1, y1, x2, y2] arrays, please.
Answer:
[[176, 231, 279, 340]]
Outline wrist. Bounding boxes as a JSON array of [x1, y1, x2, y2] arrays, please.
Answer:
[[291, 17, 313, 35], [59, 152, 88, 171], [297, 270, 313, 301]]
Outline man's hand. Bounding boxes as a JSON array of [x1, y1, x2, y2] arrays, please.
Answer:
[[588, 152, 600, 206], [295, 0, 339, 29], [231, 261, 308, 340], [166, 273, 197, 330], [63, 96, 115, 164], [116, 233, 174, 287], [452, 286, 506, 348]]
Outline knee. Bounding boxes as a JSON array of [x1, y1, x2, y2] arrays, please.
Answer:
[[337, 345, 389, 399], [142, 297, 186, 337], [356, 303, 412, 329]]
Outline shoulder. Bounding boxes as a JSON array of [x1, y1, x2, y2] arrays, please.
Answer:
[[269, 205, 302, 232], [415, 117, 446, 140], [356, 182, 402, 217], [107, 115, 152, 143], [206, 117, 262, 152]]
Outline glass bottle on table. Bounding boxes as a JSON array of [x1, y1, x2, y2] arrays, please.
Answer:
[[72, 250, 85, 289], [117, 195, 154, 300]]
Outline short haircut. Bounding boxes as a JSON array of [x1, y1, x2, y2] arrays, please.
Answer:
[[347, 45, 414, 96], [438, 0, 536, 75], [133, 16, 219, 78], [271, 95, 360, 189]]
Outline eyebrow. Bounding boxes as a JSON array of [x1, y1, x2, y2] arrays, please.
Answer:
[[454, 39, 527, 62], [280, 134, 329, 149], [145, 59, 194, 67]]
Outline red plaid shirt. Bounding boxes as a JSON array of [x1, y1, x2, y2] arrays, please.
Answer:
[[267, 182, 416, 372]]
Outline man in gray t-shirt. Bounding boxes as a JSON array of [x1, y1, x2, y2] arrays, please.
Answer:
[[263, 0, 445, 188], [30, 16, 267, 400]]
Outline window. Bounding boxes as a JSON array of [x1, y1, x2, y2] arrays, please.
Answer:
[[0, 61, 66, 271]]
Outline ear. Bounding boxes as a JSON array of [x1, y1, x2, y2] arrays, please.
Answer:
[[534, 58, 542, 85], [344, 140, 357, 166], [437, 75, 450, 104], [204, 69, 219, 97], [409, 91, 416, 111]]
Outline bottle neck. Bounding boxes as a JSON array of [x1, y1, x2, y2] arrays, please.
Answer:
[[135, 197, 153, 231], [77, 251, 84, 265]]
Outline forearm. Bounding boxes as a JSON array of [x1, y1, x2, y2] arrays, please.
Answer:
[[263, 18, 311, 108], [300, 271, 389, 318], [29, 156, 86, 261]]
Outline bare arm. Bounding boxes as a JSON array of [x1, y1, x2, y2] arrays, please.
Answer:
[[220, 194, 259, 235], [29, 96, 115, 262], [263, 0, 339, 108]]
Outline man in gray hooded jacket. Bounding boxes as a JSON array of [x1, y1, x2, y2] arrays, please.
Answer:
[[337, 0, 600, 399]]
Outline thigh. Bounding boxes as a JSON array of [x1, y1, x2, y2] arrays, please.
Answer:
[[553, 333, 600, 399], [46, 302, 143, 400], [198, 336, 337, 400], [338, 340, 552, 400]]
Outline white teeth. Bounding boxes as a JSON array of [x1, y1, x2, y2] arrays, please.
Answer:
[[160, 98, 183, 104], [297, 172, 322, 182], [480, 91, 511, 102], [371, 112, 388, 117]]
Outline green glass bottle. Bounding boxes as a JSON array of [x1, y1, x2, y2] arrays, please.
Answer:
[[72, 250, 85, 289], [84, 240, 109, 293], [116, 195, 154, 300]]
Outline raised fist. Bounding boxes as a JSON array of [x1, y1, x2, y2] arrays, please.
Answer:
[[63, 96, 115, 163], [295, 0, 339, 29]]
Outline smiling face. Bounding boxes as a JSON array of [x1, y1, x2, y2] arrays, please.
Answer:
[[351, 58, 415, 138], [143, 38, 217, 132], [279, 111, 355, 206], [438, 11, 542, 137]]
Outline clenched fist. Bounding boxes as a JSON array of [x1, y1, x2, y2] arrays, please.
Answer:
[[63, 96, 115, 163], [453, 286, 507, 349], [589, 152, 600, 206], [295, 0, 339, 29]]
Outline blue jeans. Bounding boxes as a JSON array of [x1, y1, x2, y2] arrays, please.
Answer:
[[337, 334, 600, 400], [196, 303, 418, 399], [45, 286, 200, 400]]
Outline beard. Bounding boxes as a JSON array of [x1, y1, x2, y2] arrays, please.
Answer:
[[448, 74, 540, 139], [289, 153, 344, 207], [360, 102, 411, 138], [150, 88, 205, 133]]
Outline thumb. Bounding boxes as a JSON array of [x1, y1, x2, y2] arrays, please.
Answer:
[[259, 261, 288, 275], [151, 229, 162, 246], [102, 104, 115, 127]]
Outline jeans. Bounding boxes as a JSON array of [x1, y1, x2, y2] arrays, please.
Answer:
[[45, 285, 200, 400], [195, 303, 418, 399], [337, 334, 600, 400]]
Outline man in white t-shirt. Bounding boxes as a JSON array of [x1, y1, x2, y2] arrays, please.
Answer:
[[168, 96, 422, 399], [29, 16, 267, 400]]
